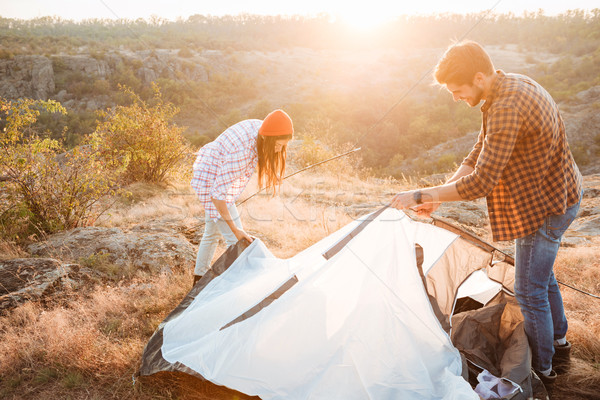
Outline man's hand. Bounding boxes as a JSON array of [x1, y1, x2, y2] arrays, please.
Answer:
[[391, 190, 441, 217], [390, 191, 418, 210], [413, 202, 441, 218], [389, 165, 469, 216]]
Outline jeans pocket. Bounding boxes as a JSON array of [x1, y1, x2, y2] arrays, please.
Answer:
[[546, 204, 579, 241]]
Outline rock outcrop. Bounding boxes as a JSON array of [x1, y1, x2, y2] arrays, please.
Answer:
[[27, 226, 196, 274], [60, 55, 111, 78], [0, 55, 55, 99], [0, 258, 85, 312], [0, 50, 209, 102], [136, 51, 208, 84]]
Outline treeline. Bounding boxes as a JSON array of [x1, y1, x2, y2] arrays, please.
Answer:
[[1, 10, 599, 55]]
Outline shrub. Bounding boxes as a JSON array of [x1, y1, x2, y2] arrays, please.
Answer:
[[92, 79, 111, 96], [0, 49, 14, 60], [109, 62, 142, 93], [295, 120, 360, 176], [93, 84, 190, 184], [186, 132, 212, 149], [178, 47, 193, 57], [435, 153, 459, 173], [0, 98, 124, 239], [571, 142, 590, 166]]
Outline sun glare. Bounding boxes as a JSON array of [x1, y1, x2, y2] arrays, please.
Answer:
[[338, 9, 392, 31]]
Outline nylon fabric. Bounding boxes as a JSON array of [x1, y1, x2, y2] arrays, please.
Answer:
[[159, 209, 478, 399]]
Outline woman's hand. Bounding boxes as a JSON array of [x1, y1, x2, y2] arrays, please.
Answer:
[[233, 228, 254, 243]]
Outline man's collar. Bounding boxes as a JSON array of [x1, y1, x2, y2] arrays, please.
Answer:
[[481, 70, 505, 113]]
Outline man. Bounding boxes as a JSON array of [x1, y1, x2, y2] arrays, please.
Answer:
[[390, 40, 582, 385]]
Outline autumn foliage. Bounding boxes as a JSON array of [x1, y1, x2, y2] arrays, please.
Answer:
[[0, 98, 122, 239], [93, 85, 190, 184]]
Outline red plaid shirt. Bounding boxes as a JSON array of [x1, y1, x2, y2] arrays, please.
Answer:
[[455, 71, 582, 241], [191, 120, 260, 220]]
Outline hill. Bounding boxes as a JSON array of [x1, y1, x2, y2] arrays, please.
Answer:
[[0, 12, 599, 175], [1, 12, 600, 399]]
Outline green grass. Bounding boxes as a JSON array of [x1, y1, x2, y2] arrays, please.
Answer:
[[61, 371, 85, 389], [33, 367, 59, 384]]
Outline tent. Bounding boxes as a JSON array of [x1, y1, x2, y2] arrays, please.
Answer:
[[138, 208, 547, 399]]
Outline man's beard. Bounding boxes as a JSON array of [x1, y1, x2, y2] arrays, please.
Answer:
[[467, 86, 484, 107]]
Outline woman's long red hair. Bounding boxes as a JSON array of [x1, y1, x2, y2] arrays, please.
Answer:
[[257, 134, 292, 192]]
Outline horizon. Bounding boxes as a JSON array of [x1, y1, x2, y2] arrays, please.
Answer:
[[1, 0, 598, 28]]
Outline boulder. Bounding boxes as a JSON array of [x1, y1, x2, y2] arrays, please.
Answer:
[[55, 89, 70, 102], [27, 226, 196, 274], [436, 200, 489, 229], [86, 97, 103, 110], [568, 215, 600, 238], [561, 236, 588, 247], [574, 85, 600, 104], [0, 258, 82, 312], [583, 187, 600, 199]]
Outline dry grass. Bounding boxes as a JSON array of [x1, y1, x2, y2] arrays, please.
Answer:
[[0, 239, 28, 260], [0, 270, 192, 399], [0, 169, 409, 399], [96, 181, 203, 229], [2, 170, 599, 399], [551, 237, 600, 399]]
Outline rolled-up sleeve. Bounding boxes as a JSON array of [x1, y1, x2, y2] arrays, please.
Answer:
[[456, 107, 522, 200]]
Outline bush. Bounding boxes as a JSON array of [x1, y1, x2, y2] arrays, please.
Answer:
[[295, 120, 360, 176], [178, 47, 193, 57], [0, 49, 14, 60], [186, 132, 212, 149], [0, 98, 124, 240], [432, 153, 457, 173], [109, 62, 142, 93], [571, 142, 590, 166], [93, 84, 190, 184]]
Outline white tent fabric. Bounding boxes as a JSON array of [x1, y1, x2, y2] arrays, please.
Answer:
[[456, 270, 503, 305], [160, 209, 479, 399]]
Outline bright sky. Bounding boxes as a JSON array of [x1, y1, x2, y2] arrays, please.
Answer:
[[1, 0, 598, 27]]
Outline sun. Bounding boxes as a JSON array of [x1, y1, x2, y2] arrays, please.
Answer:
[[337, 9, 393, 31]]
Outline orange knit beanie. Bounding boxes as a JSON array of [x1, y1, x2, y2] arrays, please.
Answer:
[[258, 109, 294, 137]]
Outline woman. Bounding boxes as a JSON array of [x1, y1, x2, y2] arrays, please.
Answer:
[[191, 109, 293, 284]]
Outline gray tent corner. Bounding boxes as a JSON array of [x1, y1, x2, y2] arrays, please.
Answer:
[[137, 239, 251, 378]]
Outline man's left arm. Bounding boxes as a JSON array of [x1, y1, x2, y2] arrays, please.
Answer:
[[390, 181, 463, 210], [391, 106, 523, 211]]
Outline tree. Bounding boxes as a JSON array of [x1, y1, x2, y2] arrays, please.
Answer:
[[93, 84, 190, 184]]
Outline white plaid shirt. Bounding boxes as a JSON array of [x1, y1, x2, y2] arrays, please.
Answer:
[[191, 120, 260, 220]]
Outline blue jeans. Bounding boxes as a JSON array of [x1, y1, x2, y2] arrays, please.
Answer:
[[514, 196, 581, 372], [194, 203, 242, 276]]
